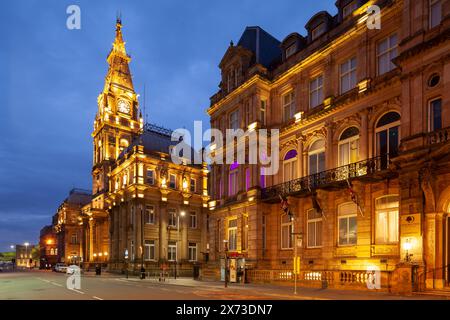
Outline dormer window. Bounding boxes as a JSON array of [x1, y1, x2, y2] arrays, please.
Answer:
[[311, 23, 326, 41], [285, 44, 297, 59], [343, 1, 358, 19]]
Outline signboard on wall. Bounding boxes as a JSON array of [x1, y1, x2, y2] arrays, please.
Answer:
[[230, 259, 237, 283]]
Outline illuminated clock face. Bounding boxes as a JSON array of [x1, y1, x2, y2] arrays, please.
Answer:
[[117, 100, 130, 114]]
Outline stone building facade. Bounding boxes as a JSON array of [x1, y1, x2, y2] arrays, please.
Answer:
[[206, 0, 450, 290], [80, 19, 210, 274]]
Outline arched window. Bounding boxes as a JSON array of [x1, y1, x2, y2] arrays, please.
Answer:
[[229, 162, 239, 196], [339, 127, 360, 166], [338, 202, 357, 246], [283, 150, 298, 182], [375, 112, 400, 168], [308, 140, 325, 175]]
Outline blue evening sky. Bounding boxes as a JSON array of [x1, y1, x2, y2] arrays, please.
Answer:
[[0, 0, 336, 250]]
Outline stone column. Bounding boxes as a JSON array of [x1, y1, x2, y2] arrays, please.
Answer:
[[159, 202, 168, 262], [325, 123, 334, 170], [89, 219, 95, 262], [297, 138, 303, 178]]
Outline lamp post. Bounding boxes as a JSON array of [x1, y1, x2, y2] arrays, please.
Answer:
[[10, 245, 15, 271], [124, 249, 129, 279], [223, 239, 229, 288], [24, 242, 30, 269], [403, 239, 413, 263]]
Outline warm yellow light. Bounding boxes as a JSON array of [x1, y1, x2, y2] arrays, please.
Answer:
[[99, 253, 103, 257], [294, 112, 304, 123], [46, 239, 53, 245], [183, 200, 189, 205], [104, 252, 108, 256], [93, 253, 97, 257], [248, 197, 255, 202], [180, 211, 186, 217], [161, 197, 167, 202], [182, 178, 188, 190], [247, 122, 257, 132], [403, 240, 412, 251], [161, 177, 167, 188]]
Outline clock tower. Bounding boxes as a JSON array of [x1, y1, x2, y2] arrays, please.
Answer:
[[92, 18, 143, 200]]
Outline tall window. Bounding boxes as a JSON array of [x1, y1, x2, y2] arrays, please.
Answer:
[[340, 57, 357, 94], [260, 99, 267, 126], [429, 98, 442, 132], [146, 169, 155, 185], [343, 1, 357, 18], [307, 209, 323, 248], [245, 168, 251, 191], [168, 208, 177, 228], [168, 241, 177, 261], [145, 205, 155, 224], [169, 174, 177, 189], [310, 75, 324, 109], [430, 0, 442, 28], [375, 195, 399, 244], [377, 34, 398, 75], [242, 215, 249, 251], [190, 178, 196, 193], [189, 211, 197, 229], [230, 110, 239, 130], [311, 23, 326, 40], [188, 243, 197, 261], [281, 214, 293, 249], [71, 233, 78, 244], [282, 91, 295, 122], [144, 240, 155, 261], [339, 127, 360, 166], [338, 203, 357, 246], [229, 162, 239, 196], [283, 150, 298, 182], [376, 112, 401, 168], [309, 140, 326, 175], [228, 219, 238, 251]]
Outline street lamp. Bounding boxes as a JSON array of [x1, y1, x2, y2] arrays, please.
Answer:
[[223, 239, 229, 288], [403, 238, 413, 262], [24, 242, 30, 268]]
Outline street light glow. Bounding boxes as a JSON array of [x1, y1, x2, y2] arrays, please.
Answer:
[[180, 211, 186, 217]]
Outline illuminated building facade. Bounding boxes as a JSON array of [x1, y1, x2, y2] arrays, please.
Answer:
[[206, 0, 450, 290], [39, 225, 58, 269], [81, 19, 210, 273]]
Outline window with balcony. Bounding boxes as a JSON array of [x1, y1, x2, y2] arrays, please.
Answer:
[[339, 127, 360, 166], [307, 209, 323, 248], [376, 112, 400, 168], [282, 91, 295, 122], [228, 219, 238, 251], [229, 162, 239, 196], [340, 57, 357, 94], [430, 0, 442, 28], [283, 149, 298, 182], [338, 202, 357, 246], [377, 34, 398, 75], [429, 98, 442, 132], [144, 240, 155, 261], [281, 214, 293, 249], [145, 205, 155, 224], [309, 75, 323, 109], [308, 140, 326, 175], [375, 195, 399, 244]]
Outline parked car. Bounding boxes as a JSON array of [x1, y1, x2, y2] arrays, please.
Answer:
[[53, 263, 68, 273]]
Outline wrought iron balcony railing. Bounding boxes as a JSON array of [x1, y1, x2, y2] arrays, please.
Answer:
[[261, 155, 392, 202]]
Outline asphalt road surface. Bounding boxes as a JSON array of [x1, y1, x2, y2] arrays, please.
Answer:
[[0, 269, 446, 300]]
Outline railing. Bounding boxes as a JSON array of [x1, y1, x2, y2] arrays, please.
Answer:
[[246, 269, 390, 290], [261, 155, 390, 201], [428, 126, 450, 145]]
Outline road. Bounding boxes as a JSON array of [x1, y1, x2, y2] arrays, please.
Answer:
[[0, 269, 446, 300]]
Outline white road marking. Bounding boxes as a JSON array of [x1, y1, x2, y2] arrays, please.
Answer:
[[92, 296, 103, 300], [50, 282, 63, 287], [70, 289, 85, 295]]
